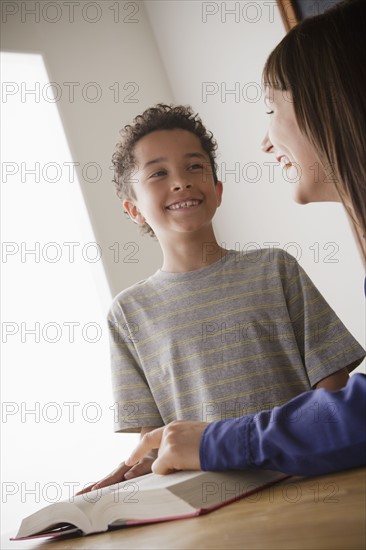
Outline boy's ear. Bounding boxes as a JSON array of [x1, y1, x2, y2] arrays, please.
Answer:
[[215, 181, 223, 207], [123, 199, 146, 225]]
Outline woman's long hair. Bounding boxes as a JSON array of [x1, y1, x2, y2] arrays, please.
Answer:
[[263, 0, 366, 261]]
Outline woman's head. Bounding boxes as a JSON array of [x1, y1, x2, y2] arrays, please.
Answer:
[[262, 0, 366, 255]]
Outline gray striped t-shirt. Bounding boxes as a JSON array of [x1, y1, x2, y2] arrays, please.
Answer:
[[108, 249, 365, 432]]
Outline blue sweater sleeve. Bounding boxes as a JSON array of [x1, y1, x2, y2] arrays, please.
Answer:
[[200, 374, 366, 476]]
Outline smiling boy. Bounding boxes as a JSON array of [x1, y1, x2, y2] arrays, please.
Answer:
[[78, 104, 364, 494], [123, 123, 224, 271]]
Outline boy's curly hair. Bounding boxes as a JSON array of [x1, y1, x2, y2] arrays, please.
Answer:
[[112, 104, 219, 237]]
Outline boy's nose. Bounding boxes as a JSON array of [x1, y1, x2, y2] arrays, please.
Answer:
[[172, 181, 192, 191], [261, 133, 274, 154]]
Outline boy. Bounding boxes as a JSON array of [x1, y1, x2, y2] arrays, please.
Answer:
[[78, 104, 364, 493]]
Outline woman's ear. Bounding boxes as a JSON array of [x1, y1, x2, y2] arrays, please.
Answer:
[[123, 199, 146, 225]]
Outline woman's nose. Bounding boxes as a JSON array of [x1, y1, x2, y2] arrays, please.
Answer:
[[261, 133, 274, 154]]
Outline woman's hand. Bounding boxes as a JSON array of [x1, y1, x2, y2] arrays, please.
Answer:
[[126, 421, 208, 475]]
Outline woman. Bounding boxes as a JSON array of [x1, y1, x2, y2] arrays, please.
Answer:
[[261, 0, 366, 269], [127, 0, 366, 477]]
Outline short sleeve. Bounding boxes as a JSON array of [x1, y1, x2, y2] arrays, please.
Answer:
[[284, 257, 365, 387], [108, 301, 164, 433]]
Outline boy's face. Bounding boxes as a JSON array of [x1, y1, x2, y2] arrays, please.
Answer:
[[123, 129, 223, 238]]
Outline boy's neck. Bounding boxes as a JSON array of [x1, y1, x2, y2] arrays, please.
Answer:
[[159, 228, 228, 273]]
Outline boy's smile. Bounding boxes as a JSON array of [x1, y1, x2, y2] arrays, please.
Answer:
[[123, 129, 223, 239], [166, 199, 202, 211]]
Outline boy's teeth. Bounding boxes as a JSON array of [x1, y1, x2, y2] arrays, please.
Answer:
[[169, 200, 200, 210]]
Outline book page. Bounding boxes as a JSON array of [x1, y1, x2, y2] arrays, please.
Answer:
[[168, 470, 286, 509]]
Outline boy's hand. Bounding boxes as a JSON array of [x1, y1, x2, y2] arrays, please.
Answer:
[[75, 450, 157, 496], [126, 421, 208, 475], [75, 426, 159, 495]]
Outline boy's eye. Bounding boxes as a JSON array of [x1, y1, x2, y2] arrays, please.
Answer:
[[150, 170, 166, 178], [188, 163, 203, 171], [266, 110, 274, 115]]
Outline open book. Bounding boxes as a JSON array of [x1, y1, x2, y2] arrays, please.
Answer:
[[13, 469, 287, 540]]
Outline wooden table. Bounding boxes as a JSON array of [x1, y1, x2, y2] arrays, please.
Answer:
[[4, 467, 365, 550]]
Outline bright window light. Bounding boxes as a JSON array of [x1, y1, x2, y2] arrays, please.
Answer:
[[1, 52, 138, 536]]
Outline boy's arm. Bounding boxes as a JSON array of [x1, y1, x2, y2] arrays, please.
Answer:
[[283, 255, 365, 388], [75, 426, 160, 495], [315, 367, 349, 390]]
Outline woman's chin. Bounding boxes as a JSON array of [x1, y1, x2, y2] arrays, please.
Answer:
[[292, 187, 311, 205]]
